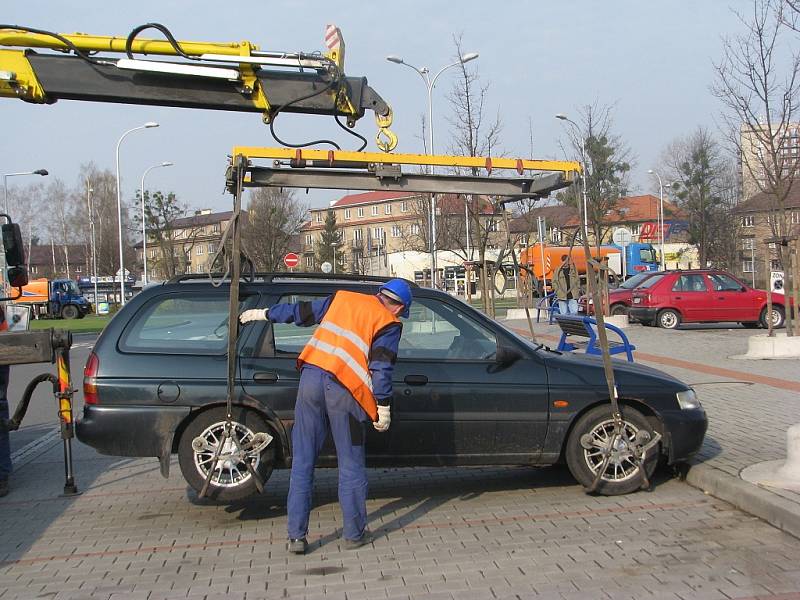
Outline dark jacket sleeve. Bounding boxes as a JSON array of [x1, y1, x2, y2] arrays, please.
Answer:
[[369, 323, 402, 406], [267, 296, 333, 326]]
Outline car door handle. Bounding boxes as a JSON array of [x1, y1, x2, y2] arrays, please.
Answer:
[[253, 371, 279, 383], [674, 296, 682, 300], [404, 375, 428, 386]]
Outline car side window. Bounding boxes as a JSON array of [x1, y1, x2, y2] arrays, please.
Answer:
[[270, 294, 326, 356], [120, 293, 245, 354], [399, 298, 497, 361], [709, 273, 742, 292], [673, 274, 707, 292]]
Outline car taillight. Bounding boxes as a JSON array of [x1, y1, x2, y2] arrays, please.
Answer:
[[83, 352, 99, 405]]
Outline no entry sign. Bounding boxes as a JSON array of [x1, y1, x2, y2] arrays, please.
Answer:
[[283, 252, 300, 268]]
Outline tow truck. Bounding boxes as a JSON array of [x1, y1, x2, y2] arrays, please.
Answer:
[[0, 23, 657, 497]]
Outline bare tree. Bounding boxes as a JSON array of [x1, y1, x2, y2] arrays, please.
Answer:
[[445, 34, 503, 311], [713, 0, 800, 333], [137, 190, 198, 279], [242, 187, 307, 271]]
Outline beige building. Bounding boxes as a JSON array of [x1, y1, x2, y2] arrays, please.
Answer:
[[303, 191, 504, 276], [136, 209, 233, 281], [740, 123, 800, 201]]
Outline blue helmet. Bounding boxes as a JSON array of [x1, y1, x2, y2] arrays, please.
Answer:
[[379, 279, 413, 318]]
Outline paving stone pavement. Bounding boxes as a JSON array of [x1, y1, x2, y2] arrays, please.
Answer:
[[1, 321, 800, 599]]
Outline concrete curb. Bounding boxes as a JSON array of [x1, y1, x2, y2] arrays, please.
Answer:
[[685, 462, 800, 540]]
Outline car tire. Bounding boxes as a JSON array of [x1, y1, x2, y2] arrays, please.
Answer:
[[657, 309, 681, 329], [178, 406, 277, 502], [61, 304, 79, 320], [610, 304, 628, 317], [759, 305, 785, 329], [565, 404, 659, 496]]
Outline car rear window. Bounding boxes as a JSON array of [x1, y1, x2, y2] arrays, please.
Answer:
[[120, 294, 241, 354], [638, 274, 664, 289]]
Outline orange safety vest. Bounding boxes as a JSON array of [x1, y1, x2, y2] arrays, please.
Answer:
[[0, 306, 7, 332], [298, 290, 400, 421]]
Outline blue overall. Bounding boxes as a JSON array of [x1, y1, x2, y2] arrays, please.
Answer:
[[268, 294, 401, 542], [287, 365, 368, 541], [0, 364, 10, 481]]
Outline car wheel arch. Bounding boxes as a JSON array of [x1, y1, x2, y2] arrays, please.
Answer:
[[170, 401, 290, 468], [558, 397, 667, 462]]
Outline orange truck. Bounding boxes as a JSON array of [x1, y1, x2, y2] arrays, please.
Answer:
[[12, 278, 92, 319], [520, 245, 621, 280]]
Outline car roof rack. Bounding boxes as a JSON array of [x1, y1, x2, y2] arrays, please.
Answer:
[[166, 272, 418, 287]]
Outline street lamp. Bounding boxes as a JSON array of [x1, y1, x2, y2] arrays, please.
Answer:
[[140, 161, 173, 285], [647, 169, 666, 270], [3, 169, 48, 213], [555, 114, 589, 241], [387, 51, 479, 288], [86, 176, 99, 314], [331, 239, 340, 275], [116, 122, 158, 305]]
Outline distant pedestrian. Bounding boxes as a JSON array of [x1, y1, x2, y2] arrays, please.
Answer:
[[0, 305, 11, 497], [554, 254, 579, 315]]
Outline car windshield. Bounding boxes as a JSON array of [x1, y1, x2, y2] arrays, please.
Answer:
[[638, 274, 665, 289], [618, 272, 654, 290], [639, 247, 657, 264], [66, 280, 80, 295]]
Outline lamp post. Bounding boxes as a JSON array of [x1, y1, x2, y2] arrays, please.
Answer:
[[647, 169, 666, 270], [116, 122, 158, 305], [86, 176, 99, 314], [555, 114, 590, 242], [387, 51, 479, 288], [140, 161, 173, 285], [3, 169, 48, 213]]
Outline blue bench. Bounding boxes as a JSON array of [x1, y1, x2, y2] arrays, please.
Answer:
[[535, 292, 560, 323], [555, 315, 636, 362]]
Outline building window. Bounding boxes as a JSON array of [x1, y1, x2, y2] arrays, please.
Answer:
[[771, 259, 782, 270], [195, 245, 203, 255], [315, 212, 322, 223], [630, 224, 641, 236], [212, 223, 221, 233], [150, 249, 157, 259], [357, 207, 364, 217], [792, 211, 800, 225], [742, 238, 755, 250], [305, 256, 314, 268], [207, 243, 216, 254], [741, 215, 755, 227], [411, 223, 420, 235], [371, 205, 379, 216], [345, 209, 351, 220], [75, 266, 82, 273], [392, 225, 402, 237], [550, 227, 562, 243], [372, 227, 384, 241], [305, 234, 313, 246], [743, 259, 755, 273], [385, 204, 392, 215], [401, 201, 408, 212], [487, 220, 498, 232], [354, 228, 363, 242]]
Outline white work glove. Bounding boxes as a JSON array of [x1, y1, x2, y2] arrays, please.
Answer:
[[239, 308, 269, 324], [373, 405, 391, 432]]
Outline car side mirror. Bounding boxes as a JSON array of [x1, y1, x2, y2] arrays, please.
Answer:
[[1, 220, 29, 290], [495, 341, 522, 368]]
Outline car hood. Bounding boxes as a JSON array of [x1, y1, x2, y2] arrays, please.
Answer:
[[540, 347, 689, 393]]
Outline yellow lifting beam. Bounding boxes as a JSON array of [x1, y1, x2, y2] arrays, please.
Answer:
[[232, 146, 582, 176]]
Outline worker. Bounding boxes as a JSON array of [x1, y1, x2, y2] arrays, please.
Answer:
[[554, 254, 579, 315], [239, 279, 412, 555], [0, 304, 10, 497]]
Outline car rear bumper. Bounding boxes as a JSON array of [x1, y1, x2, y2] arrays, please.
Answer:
[[661, 408, 708, 463], [628, 307, 658, 322], [76, 405, 190, 458]]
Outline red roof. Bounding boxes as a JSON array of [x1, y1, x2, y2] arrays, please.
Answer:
[[564, 195, 682, 226], [330, 191, 416, 208]]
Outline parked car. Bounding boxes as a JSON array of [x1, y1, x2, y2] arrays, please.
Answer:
[[77, 274, 707, 501], [628, 269, 787, 329], [579, 271, 662, 316]]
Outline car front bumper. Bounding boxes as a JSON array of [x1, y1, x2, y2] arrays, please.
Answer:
[[660, 407, 708, 463], [76, 404, 190, 458], [628, 307, 658, 322]]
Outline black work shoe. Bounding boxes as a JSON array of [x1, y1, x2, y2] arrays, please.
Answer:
[[344, 531, 374, 550], [0, 479, 8, 498], [288, 538, 307, 554]]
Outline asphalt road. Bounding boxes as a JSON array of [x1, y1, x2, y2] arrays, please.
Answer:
[[6, 333, 95, 454]]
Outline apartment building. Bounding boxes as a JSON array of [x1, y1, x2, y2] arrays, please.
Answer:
[[136, 209, 233, 281], [302, 191, 503, 273], [733, 185, 800, 288], [740, 123, 800, 201]]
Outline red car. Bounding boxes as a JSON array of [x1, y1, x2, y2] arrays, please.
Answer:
[[579, 271, 661, 316], [628, 269, 787, 329]]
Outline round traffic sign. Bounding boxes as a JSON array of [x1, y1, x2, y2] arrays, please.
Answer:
[[320, 261, 333, 274], [283, 252, 300, 268], [612, 227, 633, 246]]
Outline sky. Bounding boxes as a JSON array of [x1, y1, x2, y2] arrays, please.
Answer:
[[1, 1, 751, 216]]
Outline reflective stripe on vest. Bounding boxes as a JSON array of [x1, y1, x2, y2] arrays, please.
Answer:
[[298, 291, 399, 421]]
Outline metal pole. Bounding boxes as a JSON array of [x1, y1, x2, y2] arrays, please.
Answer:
[[86, 178, 99, 314], [465, 196, 471, 259], [115, 123, 158, 305], [751, 244, 756, 288]]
